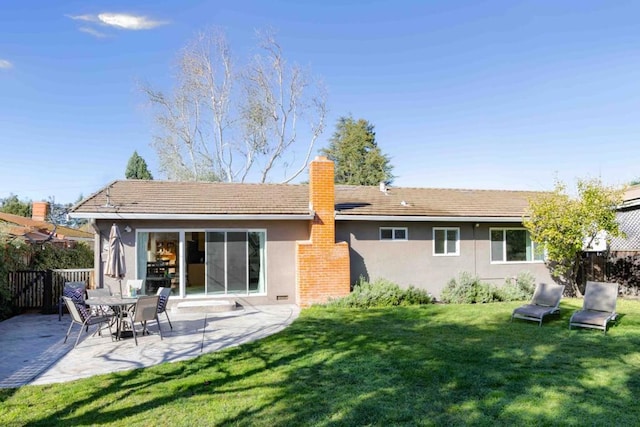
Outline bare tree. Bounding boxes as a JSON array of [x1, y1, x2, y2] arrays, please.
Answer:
[[141, 28, 326, 183]]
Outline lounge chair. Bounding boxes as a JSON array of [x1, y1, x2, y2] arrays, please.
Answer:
[[569, 281, 619, 335], [511, 283, 565, 326]]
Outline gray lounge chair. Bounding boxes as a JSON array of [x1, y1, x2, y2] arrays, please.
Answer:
[[569, 281, 618, 335], [511, 283, 565, 326]]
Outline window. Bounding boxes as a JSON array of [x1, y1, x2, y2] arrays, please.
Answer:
[[490, 228, 544, 263], [433, 227, 459, 256], [380, 227, 408, 241]]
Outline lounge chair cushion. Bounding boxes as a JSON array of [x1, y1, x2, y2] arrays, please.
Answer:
[[570, 310, 614, 327], [513, 304, 558, 319]]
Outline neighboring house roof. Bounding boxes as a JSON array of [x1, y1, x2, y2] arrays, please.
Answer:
[[71, 180, 545, 222], [622, 184, 640, 209], [610, 209, 640, 251], [0, 212, 93, 242]]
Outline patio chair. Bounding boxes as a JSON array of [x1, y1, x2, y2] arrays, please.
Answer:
[[119, 295, 163, 346], [58, 281, 87, 321], [511, 283, 565, 326], [569, 281, 619, 335], [156, 287, 173, 330], [62, 296, 114, 348]]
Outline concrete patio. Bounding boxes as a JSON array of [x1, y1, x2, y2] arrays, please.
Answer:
[[0, 303, 300, 388]]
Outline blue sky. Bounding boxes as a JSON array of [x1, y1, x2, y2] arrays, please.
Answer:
[[1, 0, 639, 204]]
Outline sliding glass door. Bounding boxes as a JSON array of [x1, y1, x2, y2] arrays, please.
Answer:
[[205, 231, 265, 295], [137, 229, 266, 297]]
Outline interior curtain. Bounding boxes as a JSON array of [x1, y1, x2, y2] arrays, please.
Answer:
[[136, 232, 149, 292], [258, 231, 266, 292]]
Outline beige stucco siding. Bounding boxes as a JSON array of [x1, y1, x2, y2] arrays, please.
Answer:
[[336, 221, 555, 298], [95, 219, 308, 304]]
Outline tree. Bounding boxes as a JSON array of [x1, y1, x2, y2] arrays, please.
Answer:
[[0, 194, 31, 217], [141, 28, 326, 183], [321, 116, 394, 185], [125, 151, 154, 180], [524, 178, 625, 296]]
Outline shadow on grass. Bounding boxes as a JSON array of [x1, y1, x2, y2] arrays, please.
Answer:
[[6, 300, 640, 426]]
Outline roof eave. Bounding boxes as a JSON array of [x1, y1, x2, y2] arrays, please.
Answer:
[[334, 214, 526, 222], [69, 212, 315, 221]]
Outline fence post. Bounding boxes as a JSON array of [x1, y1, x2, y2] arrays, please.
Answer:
[[41, 270, 54, 314]]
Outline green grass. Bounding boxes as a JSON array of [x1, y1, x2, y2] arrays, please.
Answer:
[[2, 299, 640, 426]]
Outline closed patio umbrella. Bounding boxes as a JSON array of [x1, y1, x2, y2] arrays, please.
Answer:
[[105, 223, 126, 296]]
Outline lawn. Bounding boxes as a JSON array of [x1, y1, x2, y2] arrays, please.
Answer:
[[2, 299, 640, 426]]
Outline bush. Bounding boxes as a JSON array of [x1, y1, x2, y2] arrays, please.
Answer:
[[441, 271, 538, 304], [325, 277, 433, 308], [440, 272, 494, 304], [0, 238, 30, 320], [494, 271, 536, 302]]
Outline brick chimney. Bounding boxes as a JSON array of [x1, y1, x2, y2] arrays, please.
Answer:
[[32, 201, 50, 222], [296, 156, 350, 307]]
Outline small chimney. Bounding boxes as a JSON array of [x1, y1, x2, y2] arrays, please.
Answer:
[[32, 201, 50, 222], [379, 182, 387, 193]]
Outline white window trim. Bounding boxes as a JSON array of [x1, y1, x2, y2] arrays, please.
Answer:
[[489, 227, 544, 264], [379, 227, 408, 241], [433, 227, 460, 256]]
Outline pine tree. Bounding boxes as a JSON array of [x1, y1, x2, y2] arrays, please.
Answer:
[[125, 151, 154, 180], [321, 116, 394, 185]]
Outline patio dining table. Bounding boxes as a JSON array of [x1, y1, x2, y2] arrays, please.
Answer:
[[85, 296, 138, 340]]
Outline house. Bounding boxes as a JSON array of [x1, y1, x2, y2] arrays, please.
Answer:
[[0, 202, 93, 247], [70, 156, 554, 306]]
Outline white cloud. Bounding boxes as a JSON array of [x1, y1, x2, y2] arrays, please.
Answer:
[[67, 14, 100, 24], [79, 27, 108, 38], [67, 12, 167, 31], [0, 59, 13, 69], [97, 13, 167, 30]]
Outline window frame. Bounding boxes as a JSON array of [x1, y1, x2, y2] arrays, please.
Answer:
[[489, 227, 544, 264], [379, 227, 408, 241], [433, 227, 460, 256]]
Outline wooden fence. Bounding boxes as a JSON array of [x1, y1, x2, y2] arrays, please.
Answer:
[[5, 269, 94, 314]]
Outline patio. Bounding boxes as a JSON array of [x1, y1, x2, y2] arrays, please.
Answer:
[[0, 303, 300, 388]]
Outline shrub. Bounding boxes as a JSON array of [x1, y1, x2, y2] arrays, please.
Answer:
[[0, 237, 30, 320], [440, 272, 494, 304], [495, 271, 536, 302], [325, 277, 432, 308]]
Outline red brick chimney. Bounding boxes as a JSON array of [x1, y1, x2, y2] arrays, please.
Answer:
[[32, 201, 50, 222], [296, 156, 350, 307]]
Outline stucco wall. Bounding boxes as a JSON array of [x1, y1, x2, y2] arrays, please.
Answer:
[[336, 221, 555, 298], [95, 219, 308, 304]]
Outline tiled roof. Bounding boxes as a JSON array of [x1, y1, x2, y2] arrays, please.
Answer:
[[72, 180, 311, 215], [0, 212, 93, 240], [335, 185, 545, 218], [72, 179, 545, 219], [623, 184, 640, 204]]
